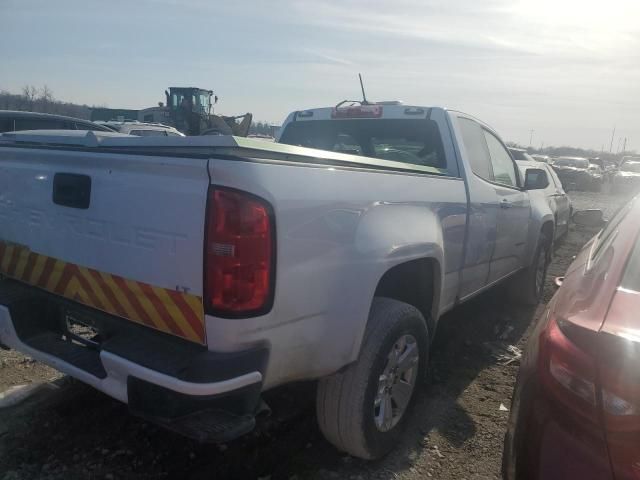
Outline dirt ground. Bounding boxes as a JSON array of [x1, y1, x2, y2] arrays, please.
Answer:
[[0, 191, 629, 480]]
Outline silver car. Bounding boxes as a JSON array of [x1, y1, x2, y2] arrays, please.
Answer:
[[518, 160, 572, 241]]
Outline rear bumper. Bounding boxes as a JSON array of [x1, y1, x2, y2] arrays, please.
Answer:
[[503, 373, 613, 480], [0, 279, 268, 441]]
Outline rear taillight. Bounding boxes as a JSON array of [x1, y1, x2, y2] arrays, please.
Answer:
[[539, 315, 600, 423], [540, 314, 640, 478], [204, 187, 274, 316]]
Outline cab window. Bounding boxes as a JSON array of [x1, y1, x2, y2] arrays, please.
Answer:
[[458, 118, 493, 181], [483, 130, 518, 187]]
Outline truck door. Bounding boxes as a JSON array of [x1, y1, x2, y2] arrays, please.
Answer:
[[456, 117, 500, 298], [482, 130, 530, 282]]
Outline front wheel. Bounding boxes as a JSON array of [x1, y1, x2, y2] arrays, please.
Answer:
[[316, 298, 429, 459], [509, 234, 550, 305]]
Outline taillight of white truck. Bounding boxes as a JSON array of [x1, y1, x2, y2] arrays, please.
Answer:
[[204, 187, 275, 317]]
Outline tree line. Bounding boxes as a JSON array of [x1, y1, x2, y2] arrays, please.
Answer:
[[0, 85, 93, 119]]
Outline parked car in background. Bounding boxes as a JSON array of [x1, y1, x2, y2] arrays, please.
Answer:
[[508, 147, 536, 162], [613, 159, 640, 194], [531, 154, 551, 163], [247, 133, 275, 142], [552, 156, 603, 191], [0, 110, 112, 133], [620, 155, 640, 166], [503, 198, 640, 480], [517, 161, 572, 242], [97, 120, 184, 137]]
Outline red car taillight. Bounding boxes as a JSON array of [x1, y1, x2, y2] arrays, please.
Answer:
[[204, 187, 274, 316], [539, 315, 600, 423], [539, 314, 640, 479]]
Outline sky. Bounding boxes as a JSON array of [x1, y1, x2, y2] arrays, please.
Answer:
[[1, 0, 639, 150]]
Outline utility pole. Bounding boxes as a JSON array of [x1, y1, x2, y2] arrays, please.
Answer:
[[617, 137, 623, 154], [623, 137, 627, 154], [529, 129, 534, 147], [609, 125, 616, 153]]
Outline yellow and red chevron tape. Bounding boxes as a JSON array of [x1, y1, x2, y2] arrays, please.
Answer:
[[0, 241, 206, 345]]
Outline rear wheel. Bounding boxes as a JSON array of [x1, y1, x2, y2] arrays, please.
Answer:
[[316, 298, 429, 459]]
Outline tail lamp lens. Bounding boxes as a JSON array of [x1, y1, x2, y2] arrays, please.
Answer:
[[204, 188, 274, 315], [539, 315, 599, 422]]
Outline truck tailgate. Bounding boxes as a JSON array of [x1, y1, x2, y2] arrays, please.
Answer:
[[0, 145, 209, 344]]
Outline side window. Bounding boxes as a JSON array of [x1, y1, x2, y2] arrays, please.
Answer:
[[0, 118, 12, 132], [14, 118, 66, 130], [483, 130, 518, 187], [458, 118, 493, 181]]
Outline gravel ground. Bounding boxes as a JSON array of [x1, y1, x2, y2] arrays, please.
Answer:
[[0, 191, 629, 480]]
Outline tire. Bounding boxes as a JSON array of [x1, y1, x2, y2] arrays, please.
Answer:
[[316, 297, 429, 459], [509, 234, 550, 305]]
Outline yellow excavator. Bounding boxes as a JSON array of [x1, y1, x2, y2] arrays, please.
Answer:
[[163, 87, 252, 136]]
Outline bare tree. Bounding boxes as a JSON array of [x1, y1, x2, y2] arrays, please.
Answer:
[[40, 85, 54, 113], [21, 85, 37, 111]]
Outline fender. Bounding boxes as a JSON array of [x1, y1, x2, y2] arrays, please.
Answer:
[[347, 202, 446, 361], [524, 190, 556, 266]]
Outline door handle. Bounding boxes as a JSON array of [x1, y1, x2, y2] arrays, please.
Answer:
[[500, 199, 511, 209]]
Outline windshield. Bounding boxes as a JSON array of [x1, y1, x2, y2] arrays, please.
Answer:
[[621, 162, 640, 173], [554, 158, 589, 168], [279, 119, 447, 171]]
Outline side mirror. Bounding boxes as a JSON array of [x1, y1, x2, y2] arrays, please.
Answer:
[[524, 168, 549, 190], [572, 209, 606, 228]]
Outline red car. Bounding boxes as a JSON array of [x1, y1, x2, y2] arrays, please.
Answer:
[[503, 198, 640, 480]]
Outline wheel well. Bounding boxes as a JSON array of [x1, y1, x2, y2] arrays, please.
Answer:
[[374, 258, 438, 333], [541, 221, 555, 260], [541, 221, 554, 244]]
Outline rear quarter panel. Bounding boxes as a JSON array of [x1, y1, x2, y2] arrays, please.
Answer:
[[205, 158, 467, 388]]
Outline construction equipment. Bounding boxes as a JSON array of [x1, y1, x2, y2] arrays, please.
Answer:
[[163, 87, 252, 136], [90, 87, 252, 137]]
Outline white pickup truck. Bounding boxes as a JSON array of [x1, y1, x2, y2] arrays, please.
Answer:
[[0, 103, 555, 459]]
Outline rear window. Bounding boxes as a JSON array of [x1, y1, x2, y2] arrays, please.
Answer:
[[279, 119, 447, 172], [621, 228, 640, 292], [592, 200, 635, 261]]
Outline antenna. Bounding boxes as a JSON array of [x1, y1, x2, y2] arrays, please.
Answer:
[[359, 73, 370, 105]]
